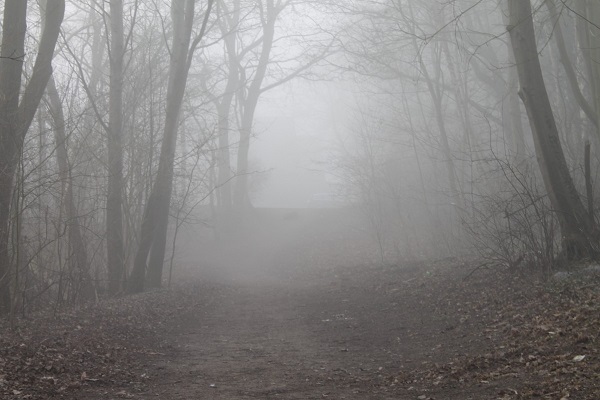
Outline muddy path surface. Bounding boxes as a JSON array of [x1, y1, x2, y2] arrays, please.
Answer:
[[148, 277, 402, 399], [76, 258, 500, 400], [6, 256, 600, 399]]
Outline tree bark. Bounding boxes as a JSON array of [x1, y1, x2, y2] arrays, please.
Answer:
[[129, 0, 214, 292], [215, 0, 241, 213], [217, 101, 233, 210], [0, 0, 65, 313], [585, 141, 594, 222], [46, 77, 95, 302], [507, 0, 597, 259], [106, 0, 126, 294], [233, 0, 277, 209]]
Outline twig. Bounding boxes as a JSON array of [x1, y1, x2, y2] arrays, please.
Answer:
[[463, 262, 495, 281]]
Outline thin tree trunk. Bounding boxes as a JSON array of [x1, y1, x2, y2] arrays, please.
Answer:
[[129, 0, 213, 292], [497, 1, 528, 161], [0, 0, 65, 313], [585, 141, 594, 222], [234, 115, 254, 208], [420, 54, 463, 211], [403, 2, 462, 212], [233, 0, 277, 209], [106, 0, 126, 294], [215, 0, 240, 212], [46, 77, 95, 301], [506, 65, 527, 160], [217, 102, 233, 209]]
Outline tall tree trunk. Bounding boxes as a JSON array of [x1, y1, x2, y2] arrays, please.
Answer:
[[46, 77, 95, 302], [215, 99, 234, 236], [419, 50, 463, 212], [129, 0, 213, 292], [217, 102, 233, 210], [497, 2, 528, 162], [233, 113, 255, 209], [0, 0, 65, 313], [144, 0, 194, 289], [233, 0, 277, 209], [403, 2, 463, 212], [466, 9, 527, 161], [547, 0, 597, 224], [585, 142, 594, 222], [215, 0, 241, 213], [0, 0, 27, 315], [106, 0, 126, 294], [507, 0, 597, 259], [506, 65, 527, 161]]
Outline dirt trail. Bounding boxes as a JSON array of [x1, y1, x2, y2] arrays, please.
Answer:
[[150, 280, 393, 399], [76, 258, 500, 400], [10, 254, 600, 399]]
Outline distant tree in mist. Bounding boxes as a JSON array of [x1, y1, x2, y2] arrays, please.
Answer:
[[334, 0, 600, 266], [201, 0, 337, 218], [46, 75, 95, 303], [106, 0, 127, 294]]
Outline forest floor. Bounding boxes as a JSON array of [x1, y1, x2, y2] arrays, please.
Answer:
[[1, 210, 600, 399]]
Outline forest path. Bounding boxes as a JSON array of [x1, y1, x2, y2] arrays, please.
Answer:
[[81, 259, 500, 400], [8, 255, 599, 399], [146, 276, 400, 399]]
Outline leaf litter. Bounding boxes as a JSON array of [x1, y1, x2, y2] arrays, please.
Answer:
[[0, 258, 599, 399]]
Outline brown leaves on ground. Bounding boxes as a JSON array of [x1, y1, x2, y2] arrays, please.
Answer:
[[1, 257, 599, 400], [393, 262, 600, 399], [0, 286, 209, 399]]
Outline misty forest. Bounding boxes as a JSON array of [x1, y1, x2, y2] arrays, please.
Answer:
[[1, 0, 600, 398]]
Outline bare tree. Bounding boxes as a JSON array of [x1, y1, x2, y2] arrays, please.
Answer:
[[128, 0, 215, 292], [106, 0, 127, 294], [221, 0, 336, 210], [0, 0, 65, 313], [214, 0, 241, 213], [507, 0, 597, 259], [46, 76, 95, 302]]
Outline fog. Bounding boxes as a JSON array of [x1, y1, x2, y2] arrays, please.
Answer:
[[248, 81, 340, 208], [2, 0, 600, 397], [0, 0, 594, 301]]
